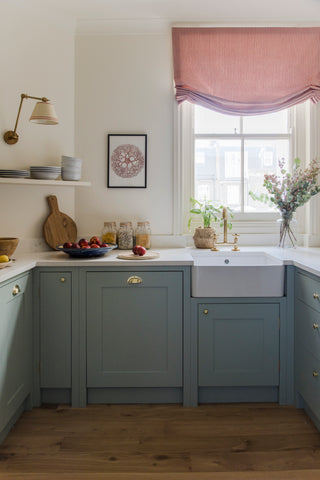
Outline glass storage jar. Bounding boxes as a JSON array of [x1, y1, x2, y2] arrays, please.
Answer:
[[135, 221, 151, 249], [102, 222, 117, 245], [118, 222, 134, 250]]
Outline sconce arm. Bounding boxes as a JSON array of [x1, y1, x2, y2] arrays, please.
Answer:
[[4, 93, 50, 145]]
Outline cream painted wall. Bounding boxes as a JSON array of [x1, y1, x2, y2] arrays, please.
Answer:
[[0, 4, 76, 252], [75, 34, 174, 237]]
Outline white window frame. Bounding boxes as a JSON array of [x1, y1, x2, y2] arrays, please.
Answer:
[[173, 100, 320, 245]]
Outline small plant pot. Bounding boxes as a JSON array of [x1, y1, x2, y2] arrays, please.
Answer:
[[193, 227, 215, 249]]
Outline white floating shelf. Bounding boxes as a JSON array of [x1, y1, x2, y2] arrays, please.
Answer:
[[0, 178, 91, 187]]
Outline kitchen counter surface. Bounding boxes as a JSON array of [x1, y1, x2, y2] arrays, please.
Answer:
[[2, 245, 320, 283]]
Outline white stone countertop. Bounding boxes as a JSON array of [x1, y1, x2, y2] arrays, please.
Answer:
[[2, 245, 320, 283]]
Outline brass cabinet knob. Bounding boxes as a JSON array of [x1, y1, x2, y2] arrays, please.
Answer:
[[313, 323, 319, 330], [60, 277, 65, 283], [127, 275, 142, 285], [313, 371, 319, 377], [12, 285, 20, 296], [313, 293, 319, 299], [203, 309, 209, 315]]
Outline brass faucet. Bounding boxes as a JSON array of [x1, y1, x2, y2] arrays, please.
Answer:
[[211, 206, 240, 251]]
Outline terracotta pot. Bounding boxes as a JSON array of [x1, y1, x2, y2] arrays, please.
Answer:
[[193, 227, 215, 249]]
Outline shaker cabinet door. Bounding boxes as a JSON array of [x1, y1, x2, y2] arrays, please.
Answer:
[[198, 303, 280, 387], [86, 271, 183, 388]]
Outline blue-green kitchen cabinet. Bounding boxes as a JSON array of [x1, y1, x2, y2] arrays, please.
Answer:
[[85, 269, 184, 404], [0, 272, 32, 443], [295, 268, 320, 429]]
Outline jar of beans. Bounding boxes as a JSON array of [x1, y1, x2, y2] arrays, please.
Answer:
[[118, 222, 134, 249]]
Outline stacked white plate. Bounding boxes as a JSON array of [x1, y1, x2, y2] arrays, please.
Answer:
[[0, 169, 29, 178], [61, 156, 82, 181], [30, 166, 61, 180]]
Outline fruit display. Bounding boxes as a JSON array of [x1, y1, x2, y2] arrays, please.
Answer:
[[63, 236, 109, 250], [58, 236, 117, 258], [132, 245, 147, 256]]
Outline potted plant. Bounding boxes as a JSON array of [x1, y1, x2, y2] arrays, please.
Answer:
[[188, 198, 233, 248]]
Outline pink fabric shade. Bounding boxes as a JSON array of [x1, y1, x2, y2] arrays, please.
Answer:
[[172, 27, 320, 115]]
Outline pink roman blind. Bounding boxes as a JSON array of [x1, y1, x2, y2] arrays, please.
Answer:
[[172, 27, 320, 115]]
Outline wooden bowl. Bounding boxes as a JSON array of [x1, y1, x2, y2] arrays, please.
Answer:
[[0, 237, 19, 258]]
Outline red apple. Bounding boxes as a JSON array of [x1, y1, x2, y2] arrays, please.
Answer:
[[90, 236, 101, 245], [90, 243, 100, 248], [63, 242, 73, 249], [132, 245, 147, 256], [71, 242, 80, 249], [81, 244, 90, 249], [79, 238, 89, 247], [100, 243, 108, 248]]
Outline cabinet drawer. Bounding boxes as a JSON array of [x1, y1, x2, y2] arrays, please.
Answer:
[[295, 343, 320, 419], [295, 299, 320, 361], [296, 271, 320, 313], [0, 274, 29, 305]]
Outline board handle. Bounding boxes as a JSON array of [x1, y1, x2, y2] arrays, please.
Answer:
[[47, 195, 60, 214]]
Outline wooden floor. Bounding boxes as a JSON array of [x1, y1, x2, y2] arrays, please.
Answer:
[[0, 403, 320, 480]]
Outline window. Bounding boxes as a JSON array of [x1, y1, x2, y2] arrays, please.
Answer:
[[193, 106, 292, 213]]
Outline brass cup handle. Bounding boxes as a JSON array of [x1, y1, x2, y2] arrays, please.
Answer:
[[313, 293, 319, 299], [127, 275, 142, 285], [12, 285, 20, 296], [313, 371, 319, 377]]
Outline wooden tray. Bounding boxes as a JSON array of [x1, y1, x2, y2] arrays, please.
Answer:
[[117, 251, 160, 260]]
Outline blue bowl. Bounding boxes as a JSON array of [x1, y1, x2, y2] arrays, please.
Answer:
[[56, 244, 117, 258]]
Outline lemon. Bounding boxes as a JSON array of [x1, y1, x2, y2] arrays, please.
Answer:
[[0, 255, 9, 263]]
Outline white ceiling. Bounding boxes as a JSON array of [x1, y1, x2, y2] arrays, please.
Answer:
[[16, 0, 320, 33]]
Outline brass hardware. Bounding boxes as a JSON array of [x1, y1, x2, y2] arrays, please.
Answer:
[[232, 233, 240, 251], [313, 293, 319, 299], [203, 309, 209, 315], [313, 371, 319, 377], [12, 285, 20, 296], [313, 323, 319, 330], [127, 275, 143, 285], [4, 93, 58, 145], [211, 233, 219, 251], [60, 277, 65, 283], [211, 206, 240, 250]]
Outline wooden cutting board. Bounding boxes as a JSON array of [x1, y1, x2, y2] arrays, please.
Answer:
[[117, 251, 160, 260], [43, 195, 77, 250]]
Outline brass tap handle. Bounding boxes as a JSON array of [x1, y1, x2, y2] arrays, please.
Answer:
[[211, 233, 220, 251], [232, 233, 240, 252]]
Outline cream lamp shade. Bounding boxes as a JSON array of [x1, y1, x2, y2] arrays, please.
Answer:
[[29, 101, 58, 125], [3, 93, 59, 145]]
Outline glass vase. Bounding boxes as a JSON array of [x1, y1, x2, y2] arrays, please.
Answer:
[[277, 212, 297, 248]]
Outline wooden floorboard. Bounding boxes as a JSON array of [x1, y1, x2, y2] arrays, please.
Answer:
[[0, 403, 320, 479]]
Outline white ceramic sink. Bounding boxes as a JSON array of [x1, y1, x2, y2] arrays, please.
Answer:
[[191, 250, 284, 297]]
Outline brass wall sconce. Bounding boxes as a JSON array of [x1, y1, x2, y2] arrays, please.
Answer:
[[4, 93, 58, 145]]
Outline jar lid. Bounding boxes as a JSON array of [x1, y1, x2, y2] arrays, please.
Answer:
[[104, 221, 116, 226]]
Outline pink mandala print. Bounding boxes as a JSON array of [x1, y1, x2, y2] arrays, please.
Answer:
[[111, 144, 144, 179]]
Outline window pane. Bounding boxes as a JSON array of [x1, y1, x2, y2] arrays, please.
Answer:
[[194, 106, 240, 134], [243, 110, 289, 134], [244, 139, 289, 212], [195, 139, 241, 211]]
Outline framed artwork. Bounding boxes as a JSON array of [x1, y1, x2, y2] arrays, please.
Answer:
[[107, 134, 147, 188]]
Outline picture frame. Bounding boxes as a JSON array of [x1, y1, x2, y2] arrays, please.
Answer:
[[107, 134, 147, 188]]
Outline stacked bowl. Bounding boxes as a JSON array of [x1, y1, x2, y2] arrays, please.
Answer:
[[61, 156, 82, 181], [30, 166, 61, 180]]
